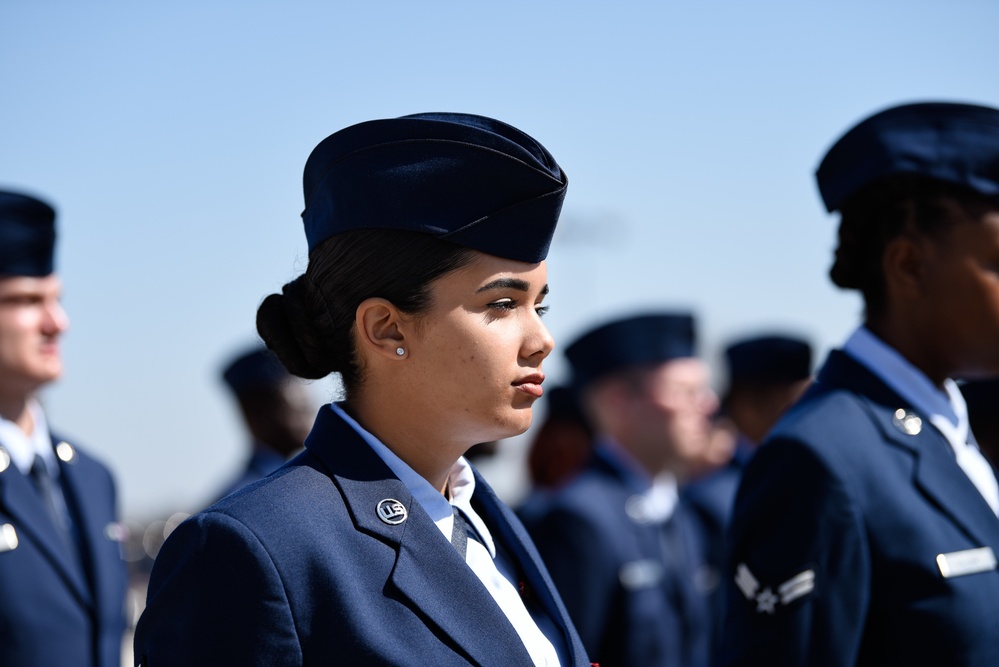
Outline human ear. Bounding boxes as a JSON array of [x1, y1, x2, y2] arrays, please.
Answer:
[[882, 234, 928, 300], [355, 298, 408, 361]]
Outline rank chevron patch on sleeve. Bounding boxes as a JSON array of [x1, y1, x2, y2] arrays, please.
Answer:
[[735, 563, 816, 614]]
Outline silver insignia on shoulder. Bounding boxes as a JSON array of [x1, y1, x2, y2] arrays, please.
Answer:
[[0, 524, 18, 552], [376, 498, 408, 525], [735, 563, 816, 614], [892, 409, 922, 435], [56, 441, 77, 463]]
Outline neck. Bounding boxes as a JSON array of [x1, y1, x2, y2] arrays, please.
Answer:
[[346, 390, 465, 494], [865, 317, 949, 388], [0, 392, 34, 436]]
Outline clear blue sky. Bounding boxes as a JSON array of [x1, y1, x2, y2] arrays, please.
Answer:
[[3, 1, 997, 517]]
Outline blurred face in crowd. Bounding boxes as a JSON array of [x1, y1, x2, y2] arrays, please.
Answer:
[[241, 381, 316, 457], [595, 357, 717, 478], [0, 274, 69, 397], [728, 377, 812, 446]]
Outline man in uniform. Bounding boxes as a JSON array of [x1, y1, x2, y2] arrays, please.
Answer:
[[0, 189, 127, 667], [523, 312, 715, 667], [212, 346, 314, 503], [683, 334, 812, 657]]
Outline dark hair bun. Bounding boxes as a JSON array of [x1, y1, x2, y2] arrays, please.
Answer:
[[256, 277, 339, 380]]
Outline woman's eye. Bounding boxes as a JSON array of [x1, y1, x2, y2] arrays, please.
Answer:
[[535, 305, 550, 317], [488, 299, 517, 311]]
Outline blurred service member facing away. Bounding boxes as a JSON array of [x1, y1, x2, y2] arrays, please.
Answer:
[[524, 313, 715, 667], [212, 346, 313, 503], [134, 113, 590, 666], [721, 102, 999, 667], [0, 190, 127, 667], [682, 333, 812, 658]]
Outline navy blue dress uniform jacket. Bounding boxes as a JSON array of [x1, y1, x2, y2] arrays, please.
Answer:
[[720, 351, 999, 666], [0, 435, 127, 667], [523, 446, 710, 667], [211, 446, 287, 504], [134, 406, 590, 666], [682, 441, 753, 658]]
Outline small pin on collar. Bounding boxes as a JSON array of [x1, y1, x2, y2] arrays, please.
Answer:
[[56, 441, 77, 464], [376, 498, 408, 525], [892, 409, 922, 435]]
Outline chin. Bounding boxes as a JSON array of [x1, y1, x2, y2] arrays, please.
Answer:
[[489, 409, 534, 441]]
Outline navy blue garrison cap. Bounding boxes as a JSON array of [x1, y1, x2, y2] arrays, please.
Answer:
[[566, 313, 697, 387], [301, 112, 567, 263], [725, 334, 812, 385], [222, 347, 291, 395], [817, 102, 999, 212], [0, 190, 56, 276]]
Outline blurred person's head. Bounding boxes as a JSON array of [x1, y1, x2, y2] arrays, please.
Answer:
[[0, 191, 68, 405], [818, 102, 999, 385], [221, 347, 314, 457], [722, 334, 813, 445], [526, 384, 593, 488], [566, 313, 717, 479]]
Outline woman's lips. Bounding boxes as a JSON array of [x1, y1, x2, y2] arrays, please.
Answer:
[[513, 374, 545, 398]]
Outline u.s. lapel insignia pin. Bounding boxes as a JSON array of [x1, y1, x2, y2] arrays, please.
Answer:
[[892, 408, 922, 435], [376, 498, 408, 525]]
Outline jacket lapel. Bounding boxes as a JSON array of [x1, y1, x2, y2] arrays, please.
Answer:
[[56, 440, 120, 619], [305, 407, 534, 666], [819, 352, 999, 551], [0, 448, 92, 607]]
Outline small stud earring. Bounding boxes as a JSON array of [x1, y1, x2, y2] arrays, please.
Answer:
[[396, 347, 405, 356]]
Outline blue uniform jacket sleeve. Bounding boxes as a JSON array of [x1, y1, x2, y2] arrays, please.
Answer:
[[134, 511, 302, 667], [719, 438, 870, 667]]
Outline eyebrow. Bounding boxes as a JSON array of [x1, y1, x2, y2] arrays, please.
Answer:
[[476, 278, 549, 296]]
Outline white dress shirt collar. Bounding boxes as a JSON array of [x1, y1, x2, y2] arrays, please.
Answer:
[[0, 399, 57, 475]]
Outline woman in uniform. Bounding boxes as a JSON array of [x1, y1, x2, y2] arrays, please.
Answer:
[[133, 113, 589, 666], [720, 102, 999, 666]]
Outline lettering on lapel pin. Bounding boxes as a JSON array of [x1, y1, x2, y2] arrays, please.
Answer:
[[892, 409, 922, 435], [376, 499, 408, 525], [0, 524, 18, 553], [936, 546, 997, 578]]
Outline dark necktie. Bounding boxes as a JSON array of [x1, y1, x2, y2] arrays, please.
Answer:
[[451, 505, 482, 560], [29, 454, 78, 558]]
